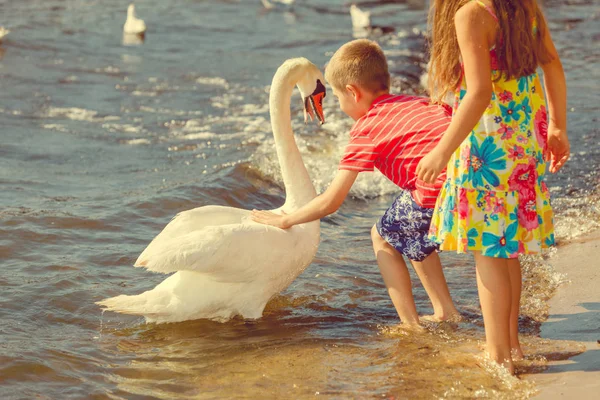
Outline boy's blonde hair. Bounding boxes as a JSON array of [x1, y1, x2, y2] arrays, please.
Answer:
[[325, 39, 390, 94]]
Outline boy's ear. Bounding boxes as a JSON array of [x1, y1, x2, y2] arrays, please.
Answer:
[[345, 84, 361, 103]]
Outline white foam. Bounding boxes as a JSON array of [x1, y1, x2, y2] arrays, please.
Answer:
[[46, 107, 97, 121], [97, 66, 120, 74], [211, 93, 244, 109], [102, 123, 144, 134], [384, 49, 413, 57], [42, 124, 69, 132], [552, 193, 600, 241], [180, 132, 218, 140], [196, 77, 229, 89], [251, 112, 397, 199], [45, 107, 120, 122], [240, 103, 270, 115], [123, 138, 151, 145], [138, 106, 203, 116], [131, 90, 158, 97]]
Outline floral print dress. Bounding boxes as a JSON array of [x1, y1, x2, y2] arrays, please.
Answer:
[[428, 6, 555, 258]]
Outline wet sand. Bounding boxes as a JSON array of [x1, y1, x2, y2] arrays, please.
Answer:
[[529, 230, 600, 399]]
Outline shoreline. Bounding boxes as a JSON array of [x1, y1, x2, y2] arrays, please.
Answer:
[[528, 229, 600, 399]]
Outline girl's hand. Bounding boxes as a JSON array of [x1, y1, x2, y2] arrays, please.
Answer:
[[416, 148, 450, 184], [545, 123, 570, 173], [251, 210, 290, 229]]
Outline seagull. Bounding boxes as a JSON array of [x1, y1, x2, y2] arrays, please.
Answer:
[[123, 4, 146, 35]]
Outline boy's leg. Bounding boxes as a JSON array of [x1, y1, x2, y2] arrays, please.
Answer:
[[507, 258, 523, 360], [474, 251, 514, 373], [371, 225, 420, 326], [410, 252, 459, 321]]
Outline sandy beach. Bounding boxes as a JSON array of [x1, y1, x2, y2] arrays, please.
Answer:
[[529, 229, 600, 398]]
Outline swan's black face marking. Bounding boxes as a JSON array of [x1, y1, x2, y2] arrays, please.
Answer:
[[304, 79, 326, 125], [311, 79, 326, 97]]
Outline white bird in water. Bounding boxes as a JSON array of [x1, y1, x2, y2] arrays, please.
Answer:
[[261, 0, 295, 10], [350, 4, 371, 30], [123, 4, 146, 35], [350, 4, 394, 39], [0, 27, 10, 43], [97, 58, 326, 324]]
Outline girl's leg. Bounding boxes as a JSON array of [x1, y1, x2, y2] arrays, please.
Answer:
[[474, 251, 514, 373], [507, 258, 524, 360], [371, 225, 420, 326], [410, 252, 460, 321]]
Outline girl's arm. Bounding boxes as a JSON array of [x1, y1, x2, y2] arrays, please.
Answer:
[[417, 2, 495, 184], [540, 19, 570, 173], [251, 169, 359, 229]]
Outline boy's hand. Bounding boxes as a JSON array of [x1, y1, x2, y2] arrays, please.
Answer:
[[416, 148, 449, 184], [545, 123, 570, 173], [251, 210, 290, 229]]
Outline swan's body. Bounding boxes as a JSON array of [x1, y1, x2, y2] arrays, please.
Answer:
[[123, 4, 146, 35], [98, 58, 326, 324]]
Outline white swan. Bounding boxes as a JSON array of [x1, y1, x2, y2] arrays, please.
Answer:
[[350, 4, 395, 39], [350, 4, 371, 30], [0, 27, 10, 43], [123, 4, 146, 35], [261, 0, 295, 10], [97, 58, 326, 324]]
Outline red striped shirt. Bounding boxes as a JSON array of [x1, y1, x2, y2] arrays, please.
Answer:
[[339, 94, 451, 208]]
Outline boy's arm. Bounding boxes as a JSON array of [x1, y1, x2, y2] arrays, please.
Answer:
[[251, 169, 359, 229], [540, 20, 570, 173]]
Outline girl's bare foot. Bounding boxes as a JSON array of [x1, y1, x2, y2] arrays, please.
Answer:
[[511, 347, 524, 361], [502, 360, 515, 376], [480, 350, 515, 376]]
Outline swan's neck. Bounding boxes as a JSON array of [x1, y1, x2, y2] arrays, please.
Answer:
[[269, 64, 317, 211]]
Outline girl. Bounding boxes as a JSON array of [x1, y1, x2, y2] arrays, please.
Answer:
[[416, 0, 570, 373]]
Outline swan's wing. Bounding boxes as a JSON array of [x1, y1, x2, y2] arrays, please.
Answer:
[[135, 221, 295, 280], [136, 206, 250, 262]]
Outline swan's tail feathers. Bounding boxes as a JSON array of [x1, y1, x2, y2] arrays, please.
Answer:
[[134, 258, 148, 267], [96, 292, 168, 319]]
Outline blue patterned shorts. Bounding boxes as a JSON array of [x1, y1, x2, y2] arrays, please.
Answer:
[[376, 190, 439, 262]]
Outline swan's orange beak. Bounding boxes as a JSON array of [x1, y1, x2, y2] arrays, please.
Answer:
[[304, 79, 326, 125]]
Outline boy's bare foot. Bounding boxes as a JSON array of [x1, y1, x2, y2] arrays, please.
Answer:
[[404, 321, 427, 331], [387, 321, 427, 335]]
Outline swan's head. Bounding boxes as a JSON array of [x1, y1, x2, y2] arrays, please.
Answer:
[[291, 58, 326, 125]]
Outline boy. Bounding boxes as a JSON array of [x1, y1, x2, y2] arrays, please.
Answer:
[[251, 39, 459, 326]]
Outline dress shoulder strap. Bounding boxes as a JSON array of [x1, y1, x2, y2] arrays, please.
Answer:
[[472, 0, 499, 23]]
